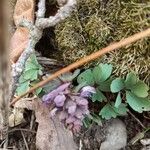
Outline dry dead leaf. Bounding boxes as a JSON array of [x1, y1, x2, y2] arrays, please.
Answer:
[[34, 101, 77, 150], [10, 0, 35, 63], [14, 98, 77, 150], [9, 108, 25, 127], [13, 0, 35, 26], [9, 97, 36, 127]]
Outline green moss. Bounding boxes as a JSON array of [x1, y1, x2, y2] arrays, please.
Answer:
[[55, 0, 150, 84]]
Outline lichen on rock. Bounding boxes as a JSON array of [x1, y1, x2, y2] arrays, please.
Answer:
[[55, 0, 150, 84]]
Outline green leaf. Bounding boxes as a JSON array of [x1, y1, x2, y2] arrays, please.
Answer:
[[19, 75, 29, 83], [111, 78, 125, 93], [99, 103, 118, 120], [77, 69, 94, 86], [25, 54, 43, 72], [25, 62, 39, 71], [114, 92, 122, 108], [59, 69, 80, 82], [38, 69, 43, 76], [114, 103, 128, 116], [23, 69, 39, 81], [28, 54, 39, 65], [126, 91, 150, 113], [92, 88, 107, 102], [35, 88, 43, 95], [83, 116, 92, 128], [16, 81, 30, 95], [74, 82, 87, 93], [89, 113, 102, 126], [131, 81, 149, 98], [98, 78, 114, 92], [93, 63, 113, 83], [43, 78, 62, 93], [99, 103, 127, 120], [125, 72, 138, 89]]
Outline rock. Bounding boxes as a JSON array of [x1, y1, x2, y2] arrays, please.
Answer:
[[141, 139, 150, 146], [141, 146, 150, 150], [100, 119, 127, 150], [141, 139, 150, 150]]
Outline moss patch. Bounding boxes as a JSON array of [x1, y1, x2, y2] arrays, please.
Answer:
[[55, 0, 150, 84]]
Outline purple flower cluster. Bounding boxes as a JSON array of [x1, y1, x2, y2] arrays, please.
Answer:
[[42, 83, 96, 132]]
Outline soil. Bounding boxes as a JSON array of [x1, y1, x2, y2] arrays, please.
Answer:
[[74, 116, 150, 150], [4, 107, 149, 150]]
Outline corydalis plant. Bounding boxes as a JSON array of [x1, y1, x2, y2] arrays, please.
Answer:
[[42, 75, 95, 132], [77, 63, 150, 120]]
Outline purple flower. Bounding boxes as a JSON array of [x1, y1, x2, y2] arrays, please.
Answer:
[[68, 105, 77, 114], [74, 119, 83, 126], [66, 116, 76, 124], [42, 79, 91, 132], [42, 82, 70, 103], [75, 108, 84, 119], [65, 100, 76, 109], [79, 105, 89, 115], [73, 96, 88, 106], [80, 86, 96, 97], [59, 111, 68, 121], [73, 119, 83, 133], [54, 94, 66, 107], [73, 125, 81, 133]]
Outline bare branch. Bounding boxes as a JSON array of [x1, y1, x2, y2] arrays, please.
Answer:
[[19, 19, 34, 31], [36, 0, 77, 28], [11, 0, 77, 99], [36, 0, 46, 18], [11, 27, 43, 97]]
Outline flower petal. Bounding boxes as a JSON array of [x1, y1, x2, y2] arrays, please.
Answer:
[[59, 111, 68, 121], [80, 86, 96, 97], [42, 82, 70, 103], [75, 109, 84, 119], [54, 94, 66, 107], [74, 96, 88, 106], [66, 116, 76, 124], [65, 100, 76, 109], [74, 119, 83, 126], [68, 105, 77, 114]]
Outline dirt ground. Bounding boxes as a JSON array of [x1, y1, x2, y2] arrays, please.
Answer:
[[5, 107, 149, 150]]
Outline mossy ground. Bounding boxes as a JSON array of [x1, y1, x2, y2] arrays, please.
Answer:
[[55, 0, 150, 85]]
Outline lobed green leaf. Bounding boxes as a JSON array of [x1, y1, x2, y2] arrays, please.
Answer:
[[77, 69, 94, 86], [126, 91, 150, 113], [111, 78, 125, 93], [93, 63, 113, 83]]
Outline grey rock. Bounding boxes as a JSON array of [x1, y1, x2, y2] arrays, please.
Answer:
[[141, 139, 150, 150], [141, 146, 150, 150], [100, 119, 127, 150]]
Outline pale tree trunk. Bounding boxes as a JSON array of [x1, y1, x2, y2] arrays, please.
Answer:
[[0, 0, 10, 146]]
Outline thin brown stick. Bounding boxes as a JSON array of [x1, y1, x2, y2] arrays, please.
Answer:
[[8, 128, 36, 134], [128, 111, 146, 129], [10, 28, 150, 106], [21, 131, 29, 150]]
